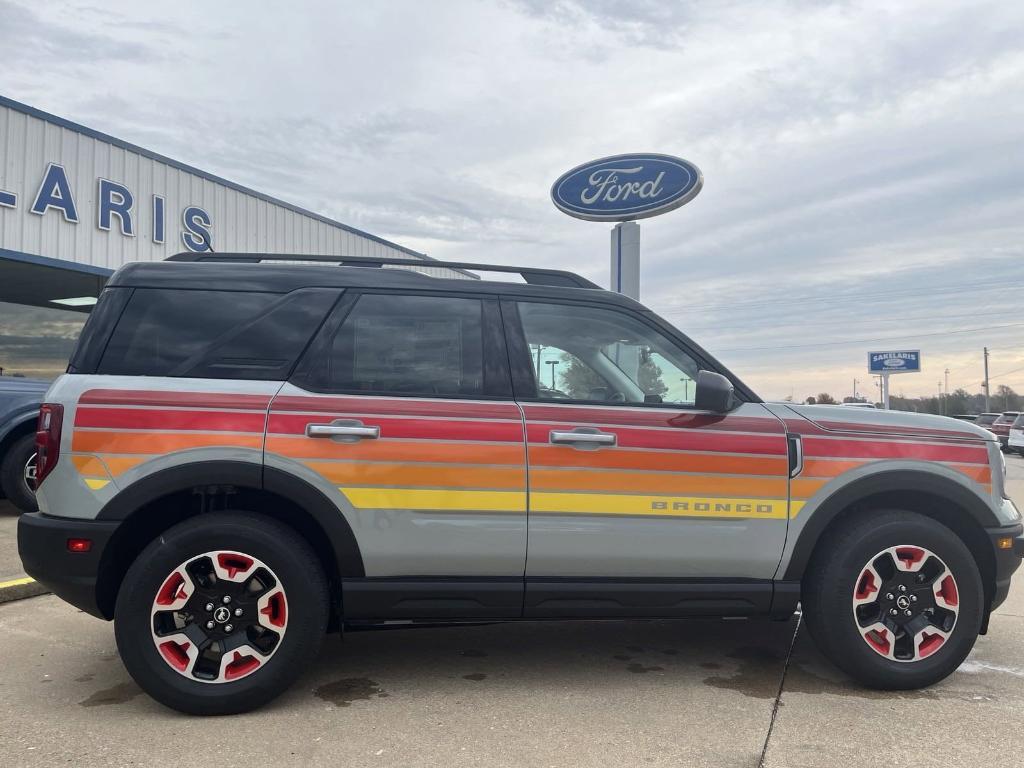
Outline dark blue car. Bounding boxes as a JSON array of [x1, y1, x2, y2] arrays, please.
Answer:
[[0, 376, 48, 512]]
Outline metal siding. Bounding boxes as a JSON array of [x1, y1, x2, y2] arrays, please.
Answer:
[[0, 101, 436, 272]]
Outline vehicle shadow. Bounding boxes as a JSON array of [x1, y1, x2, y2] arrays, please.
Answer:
[[300, 616, 805, 703]]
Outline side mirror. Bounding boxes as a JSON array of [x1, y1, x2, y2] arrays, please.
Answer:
[[694, 370, 734, 413]]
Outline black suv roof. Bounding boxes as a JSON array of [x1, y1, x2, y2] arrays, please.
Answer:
[[106, 253, 647, 311]]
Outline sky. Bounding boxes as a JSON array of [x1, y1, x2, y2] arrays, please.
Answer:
[[2, 0, 1023, 399]]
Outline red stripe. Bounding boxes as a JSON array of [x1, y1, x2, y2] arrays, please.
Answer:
[[812, 420, 986, 441], [80, 389, 272, 410], [803, 437, 989, 463], [525, 423, 787, 455], [75, 406, 266, 433], [521, 405, 783, 434], [267, 414, 523, 442], [271, 395, 521, 420]]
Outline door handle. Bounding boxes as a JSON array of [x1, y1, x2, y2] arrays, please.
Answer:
[[305, 421, 380, 440], [549, 429, 616, 447]]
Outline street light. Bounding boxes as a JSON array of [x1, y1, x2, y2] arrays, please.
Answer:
[[546, 360, 559, 388]]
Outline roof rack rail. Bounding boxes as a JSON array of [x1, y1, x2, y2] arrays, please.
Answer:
[[165, 252, 602, 290]]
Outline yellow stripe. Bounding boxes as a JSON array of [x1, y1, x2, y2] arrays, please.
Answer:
[[0, 576, 35, 589], [531, 492, 790, 519], [340, 487, 526, 512], [340, 486, 804, 519], [84, 478, 110, 490]]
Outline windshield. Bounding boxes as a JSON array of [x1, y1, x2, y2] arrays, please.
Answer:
[[976, 414, 999, 426]]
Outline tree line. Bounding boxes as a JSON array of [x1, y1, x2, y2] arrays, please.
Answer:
[[803, 386, 1021, 415]]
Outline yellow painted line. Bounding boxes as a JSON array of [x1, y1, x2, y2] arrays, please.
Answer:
[[0, 577, 35, 589]]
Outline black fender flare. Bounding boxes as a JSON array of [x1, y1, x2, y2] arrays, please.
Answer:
[[96, 460, 364, 576], [783, 469, 999, 581], [0, 407, 40, 448]]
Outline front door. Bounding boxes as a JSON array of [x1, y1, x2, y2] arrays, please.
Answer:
[[266, 291, 527, 618], [503, 299, 791, 615]]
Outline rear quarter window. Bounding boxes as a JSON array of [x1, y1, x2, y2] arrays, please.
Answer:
[[96, 288, 338, 380]]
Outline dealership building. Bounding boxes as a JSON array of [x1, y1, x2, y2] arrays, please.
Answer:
[[0, 96, 447, 378]]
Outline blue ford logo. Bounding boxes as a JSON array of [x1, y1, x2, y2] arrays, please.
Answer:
[[551, 153, 703, 222]]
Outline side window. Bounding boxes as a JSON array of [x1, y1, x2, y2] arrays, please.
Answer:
[[516, 301, 701, 406], [97, 288, 336, 379], [321, 294, 486, 397]]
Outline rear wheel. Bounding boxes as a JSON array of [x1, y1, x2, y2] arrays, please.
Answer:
[[0, 433, 38, 513], [115, 511, 329, 715], [803, 509, 982, 689]]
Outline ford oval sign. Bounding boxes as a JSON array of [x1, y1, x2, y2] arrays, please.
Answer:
[[551, 153, 703, 222]]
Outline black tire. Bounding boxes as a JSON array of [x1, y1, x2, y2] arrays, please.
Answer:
[[115, 511, 330, 715], [802, 509, 983, 690], [0, 433, 38, 513]]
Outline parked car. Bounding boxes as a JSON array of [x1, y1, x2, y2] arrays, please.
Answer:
[[952, 414, 978, 422], [975, 412, 1002, 429], [990, 412, 1020, 451], [19, 254, 1024, 715], [1008, 414, 1024, 455], [0, 377, 48, 513], [840, 402, 876, 409]]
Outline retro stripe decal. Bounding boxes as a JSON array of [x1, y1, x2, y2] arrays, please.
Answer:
[[75, 407, 266, 433], [308, 461, 526, 489], [341, 488, 527, 512], [268, 414, 523, 443], [79, 389, 273, 410], [70, 389, 995, 521]]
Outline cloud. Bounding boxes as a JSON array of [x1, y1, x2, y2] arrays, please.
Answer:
[[2, 0, 1023, 397]]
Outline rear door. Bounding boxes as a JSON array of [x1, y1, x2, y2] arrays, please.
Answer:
[[266, 290, 528, 619], [502, 299, 791, 616]]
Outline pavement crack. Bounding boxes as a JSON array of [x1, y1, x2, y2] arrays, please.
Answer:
[[758, 611, 803, 768]]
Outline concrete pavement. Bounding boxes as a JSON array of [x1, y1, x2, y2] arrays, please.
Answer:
[[0, 461, 1022, 767]]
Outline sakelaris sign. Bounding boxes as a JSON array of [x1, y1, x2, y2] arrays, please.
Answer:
[[868, 350, 921, 375], [550, 153, 703, 222]]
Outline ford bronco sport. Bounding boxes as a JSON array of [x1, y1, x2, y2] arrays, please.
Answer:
[[18, 254, 1024, 715]]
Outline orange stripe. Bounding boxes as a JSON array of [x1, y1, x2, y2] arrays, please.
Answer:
[[267, 435, 524, 464], [952, 464, 991, 483], [71, 455, 108, 477], [530, 468, 789, 497], [529, 445, 788, 476], [791, 478, 829, 498], [801, 459, 866, 478], [802, 458, 990, 486], [72, 431, 262, 454], [305, 461, 525, 489]]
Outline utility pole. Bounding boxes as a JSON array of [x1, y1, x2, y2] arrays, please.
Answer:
[[853, 378, 859, 401], [938, 381, 943, 415], [944, 368, 950, 416], [983, 347, 990, 412]]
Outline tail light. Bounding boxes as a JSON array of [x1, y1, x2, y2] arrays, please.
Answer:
[[35, 403, 64, 487]]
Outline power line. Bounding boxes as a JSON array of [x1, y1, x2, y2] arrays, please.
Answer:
[[989, 364, 1024, 380], [717, 322, 1024, 354]]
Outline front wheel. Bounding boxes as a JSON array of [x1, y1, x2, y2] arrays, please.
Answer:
[[803, 509, 983, 689], [115, 511, 329, 715]]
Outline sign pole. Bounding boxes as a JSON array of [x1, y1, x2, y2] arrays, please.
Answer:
[[882, 373, 890, 410], [610, 221, 641, 299]]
